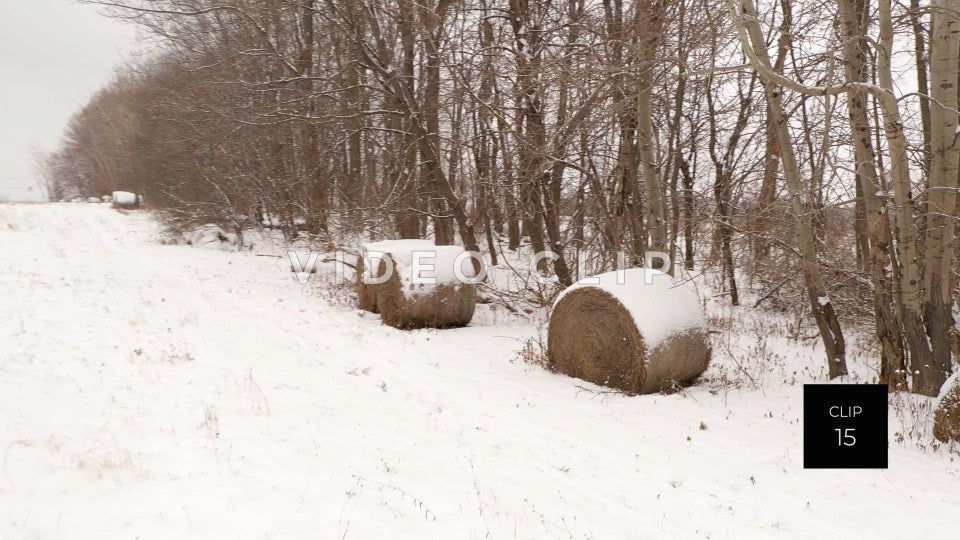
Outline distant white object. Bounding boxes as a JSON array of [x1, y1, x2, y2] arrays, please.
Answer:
[[101, 195, 112, 203], [86, 197, 100, 203], [111, 191, 139, 208], [70, 197, 84, 203]]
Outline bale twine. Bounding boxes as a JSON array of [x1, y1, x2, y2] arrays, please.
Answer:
[[356, 239, 435, 315], [547, 268, 710, 395], [933, 374, 960, 442], [375, 244, 476, 329]]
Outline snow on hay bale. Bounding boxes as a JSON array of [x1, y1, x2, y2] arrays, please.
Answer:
[[356, 239, 435, 313], [359, 240, 476, 329], [547, 268, 710, 395], [933, 373, 960, 442], [111, 191, 140, 209]]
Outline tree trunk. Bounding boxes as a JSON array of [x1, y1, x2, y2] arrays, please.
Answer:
[[911, 0, 933, 173], [837, 0, 906, 389], [680, 157, 695, 270], [875, 0, 934, 392], [421, 0, 454, 245], [921, 0, 960, 395], [636, 0, 669, 259], [737, 0, 848, 377]]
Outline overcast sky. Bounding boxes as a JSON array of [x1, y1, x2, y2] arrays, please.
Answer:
[[0, 1, 138, 201]]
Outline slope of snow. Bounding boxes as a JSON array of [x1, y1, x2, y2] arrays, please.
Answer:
[[1, 203, 958, 538], [555, 268, 707, 348]]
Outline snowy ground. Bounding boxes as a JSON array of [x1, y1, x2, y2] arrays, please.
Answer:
[[1, 203, 958, 539]]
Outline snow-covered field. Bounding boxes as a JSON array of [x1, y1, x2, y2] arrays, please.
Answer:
[[1, 203, 958, 539]]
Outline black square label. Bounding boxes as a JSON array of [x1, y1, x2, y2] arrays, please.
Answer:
[[803, 384, 888, 469]]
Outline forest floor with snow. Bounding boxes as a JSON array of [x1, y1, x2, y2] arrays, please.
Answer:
[[1, 202, 959, 539]]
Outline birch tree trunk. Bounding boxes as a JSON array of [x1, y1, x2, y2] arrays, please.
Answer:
[[837, 0, 906, 389], [875, 0, 935, 393], [735, 0, 848, 377], [911, 0, 933, 173], [921, 0, 960, 395]]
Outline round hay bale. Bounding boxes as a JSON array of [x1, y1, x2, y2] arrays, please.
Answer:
[[933, 373, 960, 442], [355, 255, 386, 313], [111, 191, 139, 209], [357, 239, 435, 314], [379, 279, 476, 329], [547, 268, 710, 395], [375, 244, 476, 329], [356, 254, 375, 311]]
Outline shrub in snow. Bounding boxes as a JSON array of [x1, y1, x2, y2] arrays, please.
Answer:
[[111, 191, 139, 208], [86, 197, 101, 203], [101, 195, 112, 203], [933, 372, 960, 443], [358, 240, 476, 329], [547, 268, 710, 395]]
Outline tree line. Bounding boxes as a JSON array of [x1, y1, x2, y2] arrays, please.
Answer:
[[44, 0, 960, 395]]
